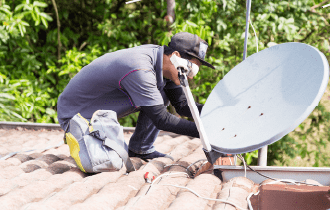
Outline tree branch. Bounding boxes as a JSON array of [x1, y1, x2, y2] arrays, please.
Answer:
[[299, 29, 315, 42], [311, 0, 330, 11], [166, 0, 175, 24], [306, 10, 330, 26], [51, 0, 61, 61]]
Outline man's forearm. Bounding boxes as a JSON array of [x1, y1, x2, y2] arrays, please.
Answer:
[[140, 105, 199, 138]]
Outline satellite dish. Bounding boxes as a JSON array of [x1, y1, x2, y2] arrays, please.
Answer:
[[201, 42, 329, 154]]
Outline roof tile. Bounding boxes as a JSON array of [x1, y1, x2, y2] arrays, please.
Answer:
[[0, 128, 260, 210], [0, 160, 15, 169], [0, 179, 17, 196], [130, 157, 146, 170], [153, 134, 172, 145], [213, 177, 256, 210], [0, 147, 10, 156], [155, 136, 190, 154], [11, 168, 53, 187], [20, 159, 49, 173], [177, 145, 206, 174], [167, 174, 221, 210], [205, 184, 223, 210], [0, 180, 59, 210], [37, 154, 62, 165], [46, 159, 76, 174], [168, 138, 201, 162], [0, 165, 25, 179], [27, 153, 44, 159], [2, 157, 22, 166], [80, 170, 146, 209], [45, 168, 86, 189], [11, 154, 33, 163], [40, 182, 100, 209], [120, 166, 190, 210]]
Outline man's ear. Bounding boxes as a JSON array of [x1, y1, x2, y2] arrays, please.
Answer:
[[171, 51, 181, 57]]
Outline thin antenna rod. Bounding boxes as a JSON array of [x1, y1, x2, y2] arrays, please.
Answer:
[[243, 0, 252, 60], [322, 3, 330, 8], [126, 0, 142, 4]]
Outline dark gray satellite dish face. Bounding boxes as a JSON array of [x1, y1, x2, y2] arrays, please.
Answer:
[[201, 42, 329, 154]]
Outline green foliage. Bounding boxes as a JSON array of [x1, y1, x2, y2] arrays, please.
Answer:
[[0, 0, 329, 166], [0, 76, 26, 121], [267, 104, 330, 167], [0, 0, 52, 40]]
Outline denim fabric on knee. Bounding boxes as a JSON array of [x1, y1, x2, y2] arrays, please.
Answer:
[[128, 110, 159, 154], [128, 90, 170, 154]]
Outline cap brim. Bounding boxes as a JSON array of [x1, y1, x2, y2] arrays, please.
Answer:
[[186, 52, 215, 69]]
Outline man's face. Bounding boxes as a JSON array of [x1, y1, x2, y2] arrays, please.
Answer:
[[163, 52, 202, 85], [187, 58, 201, 79]]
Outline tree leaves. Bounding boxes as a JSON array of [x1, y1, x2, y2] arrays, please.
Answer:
[[0, 0, 329, 165]]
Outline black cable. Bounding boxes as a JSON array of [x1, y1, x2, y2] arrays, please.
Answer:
[[237, 155, 320, 186]]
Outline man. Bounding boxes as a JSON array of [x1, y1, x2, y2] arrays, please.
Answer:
[[57, 32, 215, 161]]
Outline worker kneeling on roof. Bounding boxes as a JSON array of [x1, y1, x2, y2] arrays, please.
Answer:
[[57, 32, 215, 161]]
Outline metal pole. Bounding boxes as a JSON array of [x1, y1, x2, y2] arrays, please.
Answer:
[[180, 74, 212, 152], [242, 0, 268, 166], [243, 0, 252, 60], [258, 145, 268, 166]]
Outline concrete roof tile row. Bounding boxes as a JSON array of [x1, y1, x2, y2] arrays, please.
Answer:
[[2, 128, 295, 210]]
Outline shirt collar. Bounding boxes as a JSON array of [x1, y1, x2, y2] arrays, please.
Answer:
[[155, 45, 164, 88]]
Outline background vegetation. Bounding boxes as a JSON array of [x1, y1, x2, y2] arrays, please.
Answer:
[[1, 0, 330, 166]]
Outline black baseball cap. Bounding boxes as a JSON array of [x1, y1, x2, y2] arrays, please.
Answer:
[[168, 32, 215, 69]]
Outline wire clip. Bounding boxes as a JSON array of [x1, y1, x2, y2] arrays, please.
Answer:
[[144, 172, 155, 183]]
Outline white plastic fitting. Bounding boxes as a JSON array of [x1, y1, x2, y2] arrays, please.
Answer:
[[170, 54, 199, 77]]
